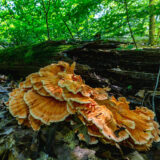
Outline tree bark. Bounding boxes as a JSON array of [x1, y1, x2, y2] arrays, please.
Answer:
[[149, 0, 156, 46], [61, 17, 74, 39], [124, 0, 137, 49], [42, 0, 51, 40]]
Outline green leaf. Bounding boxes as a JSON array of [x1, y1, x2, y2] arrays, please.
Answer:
[[127, 85, 132, 90]]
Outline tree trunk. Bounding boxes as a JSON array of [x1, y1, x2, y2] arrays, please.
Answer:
[[124, 0, 137, 49], [42, 0, 51, 40], [149, 0, 156, 46], [61, 17, 74, 39]]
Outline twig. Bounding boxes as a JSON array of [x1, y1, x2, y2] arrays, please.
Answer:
[[52, 0, 74, 39], [2, 150, 7, 160], [115, 143, 125, 159], [152, 66, 160, 121], [141, 92, 147, 106]]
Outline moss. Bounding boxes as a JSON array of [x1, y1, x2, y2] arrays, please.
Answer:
[[63, 130, 78, 150], [55, 125, 78, 150], [0, 41, 78, 66], [36, 152, 55, 160], [0, 45, 29, 64]]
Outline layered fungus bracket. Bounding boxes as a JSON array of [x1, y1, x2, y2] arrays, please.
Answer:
[[6, 61, 160, 151]]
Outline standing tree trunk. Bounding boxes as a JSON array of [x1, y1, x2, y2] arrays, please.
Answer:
[[61, 16, 74, 39], [42, 0, 51, 40], [124, 0, 137, 49], [149, 0, 156, 46]]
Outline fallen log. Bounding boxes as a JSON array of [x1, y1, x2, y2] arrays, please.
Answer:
[[0, 40, 160, 91], [108, 68, 157, 81]]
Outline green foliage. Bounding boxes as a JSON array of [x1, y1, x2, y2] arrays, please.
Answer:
[[78, 125, 91, 144], [116, 44, 135, 50], [127, 85, 132, 90], [55, 126, 78, 150], [0, 0, 159, 46], [63, 130, 78, 150], [36, 152, 55, 160]]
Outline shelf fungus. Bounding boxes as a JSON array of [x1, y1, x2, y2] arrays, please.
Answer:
[[7, 61, 160, 151], [77, 133, 98, 145]]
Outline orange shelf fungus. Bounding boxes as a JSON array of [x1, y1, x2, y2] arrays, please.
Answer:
[[97, 98, 158, 144], [80, 104, 129, 142], [39, 63, 64, 77], [7, 61, 160, 151], [58, 61, 76, 74], [30, 74, 50, 97], [77, 133, 98, 145], [9, 88, 21, 97], [67, 102, 77, 114], [42, 78, 64, 101], [9, 89, 28, 119], [58, 79, 82, 94], [62, 88, 92, 104], [24, 90, 69, 124], [87, 124, 103, 138], [28, 114, 42, 131], [22, 73, 38, 89], [81, 85, 93, 97], [17, 118, 29, 126], [91, 88, 108, 100]]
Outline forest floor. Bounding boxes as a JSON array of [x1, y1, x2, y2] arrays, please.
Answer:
[[1, 74, 160, 160]]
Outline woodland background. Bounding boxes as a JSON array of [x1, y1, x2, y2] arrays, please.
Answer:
[[0, 0, 160, 47], [0, 0, 160, 160]]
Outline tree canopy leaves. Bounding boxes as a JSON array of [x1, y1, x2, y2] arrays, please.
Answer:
[[0, 0, 159, 46]]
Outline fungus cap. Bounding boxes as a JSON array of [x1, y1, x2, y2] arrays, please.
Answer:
[[22, 73, 38, 89], [58, 61, 76, 74], [58, 79, 82, 94], [87, 124, 103, 138], [28, 114, 42, 131], [30, 75, 50, 96], [9, 89, 28, 119], [81, 85, 93, 97], [78, 133, 98, 145], [92, 88, 108, 100], [42, 77, 64, 101], [79, 104, 129, 142], [24, 90, 69, 124], [62, 89, 92, 104], [16, 118, 31, 128], [67, 102, 76, 114], [39, 63, 65, 77]]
